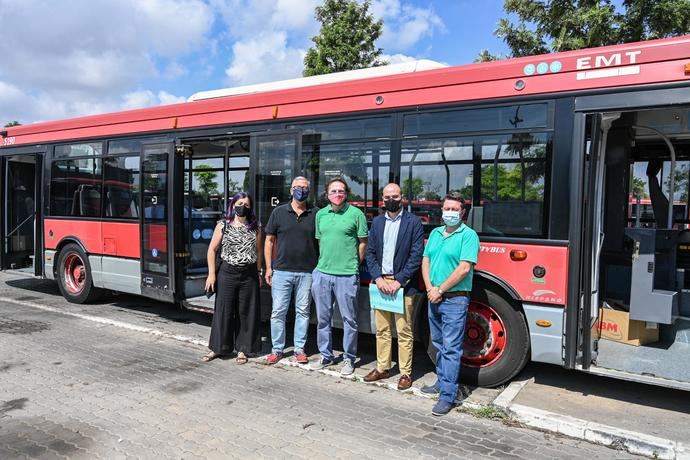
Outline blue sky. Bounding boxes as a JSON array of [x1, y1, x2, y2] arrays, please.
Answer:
[[0, 0, 513, 125]]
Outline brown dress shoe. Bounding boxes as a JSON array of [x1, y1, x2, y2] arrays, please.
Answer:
[[397, 374, 413, 390], [363, 368, 390, 382]]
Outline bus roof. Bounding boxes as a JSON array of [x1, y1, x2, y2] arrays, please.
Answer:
[[187, 59, 448, 101], [3, 35, 690, 148]]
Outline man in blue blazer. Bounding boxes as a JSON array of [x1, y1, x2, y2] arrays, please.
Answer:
[[364, 183, 424, 390]]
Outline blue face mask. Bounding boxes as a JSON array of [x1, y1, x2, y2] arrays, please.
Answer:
[[293, 188, 309, 202], [442, 210, 461, 227]]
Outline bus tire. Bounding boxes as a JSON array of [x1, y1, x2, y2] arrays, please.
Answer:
[[56, 243, 101, 304], [424, 284, 530, 388]]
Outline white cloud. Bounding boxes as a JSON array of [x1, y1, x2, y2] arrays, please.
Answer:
[[157, 91, 188, 106], [122, 90, 187, 110], [0, 83, 187, 124], [0, 0, 213, 123], [381, 53, 418, 64], [164, 62, 190, 80], [211, 0, 318, 86], [226, 32, 305, 85], [370, 0, 401, 19], [372, 0, 445, 52], [0, 0, 445, 125]]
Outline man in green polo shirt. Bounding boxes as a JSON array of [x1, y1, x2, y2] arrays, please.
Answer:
[[421, 192, 480, 416], [310, 176, 368, 376]]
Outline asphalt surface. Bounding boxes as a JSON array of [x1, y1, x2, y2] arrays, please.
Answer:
[[0, 272, 642, 459]]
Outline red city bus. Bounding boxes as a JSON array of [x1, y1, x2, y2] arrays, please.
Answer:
[[3, 36, 690, 389]]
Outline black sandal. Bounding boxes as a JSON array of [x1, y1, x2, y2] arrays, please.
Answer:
[[202, 352, 220, 362]]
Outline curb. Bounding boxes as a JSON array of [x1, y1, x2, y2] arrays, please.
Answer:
[[268, 358, 485, 410], [494, 380, 689, 460]]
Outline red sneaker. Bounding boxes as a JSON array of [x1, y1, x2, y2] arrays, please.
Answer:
[[293, 351, 309, 364], [266, 352, 283, 365]]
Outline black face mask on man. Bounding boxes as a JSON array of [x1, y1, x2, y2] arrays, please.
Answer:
[[234, 205, 249, 217], [383, 199, 402, 213]]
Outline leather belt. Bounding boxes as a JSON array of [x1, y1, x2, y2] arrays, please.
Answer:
[[443, 291, 469, 298]]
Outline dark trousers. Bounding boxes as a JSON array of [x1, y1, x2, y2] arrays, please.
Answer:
[[208, 262, 261, 355]]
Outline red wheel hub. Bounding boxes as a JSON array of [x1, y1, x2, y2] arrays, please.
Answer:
[[462, 301, 507, 368], [63, 253, 86, 294]]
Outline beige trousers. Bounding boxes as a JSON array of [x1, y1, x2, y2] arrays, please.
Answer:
[[374, 295, 414, 375]]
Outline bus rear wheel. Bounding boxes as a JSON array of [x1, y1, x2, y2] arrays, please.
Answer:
[[425, 284, 530, 388], [57, 243, 101, 304]]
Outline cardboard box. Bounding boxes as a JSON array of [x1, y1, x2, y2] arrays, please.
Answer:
[[594, 308, 659, 346]]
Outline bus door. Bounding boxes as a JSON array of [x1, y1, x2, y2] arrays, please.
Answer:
[[1, 153, 43, 275], [578, 112, 620, 369], [250, 131, 301, 228], [140, 142, 178, 302]]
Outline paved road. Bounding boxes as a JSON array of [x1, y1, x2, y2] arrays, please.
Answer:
[[0, 273, 640, 459]]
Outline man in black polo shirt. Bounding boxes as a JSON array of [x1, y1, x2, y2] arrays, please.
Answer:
[[264, 176, 319, 365]]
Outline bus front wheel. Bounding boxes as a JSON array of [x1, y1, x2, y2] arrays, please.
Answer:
[[424, 284, 530, 388], [56, 243, 101, 304]]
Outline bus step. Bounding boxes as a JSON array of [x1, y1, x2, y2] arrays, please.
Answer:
[[182, 295, 215, 313]]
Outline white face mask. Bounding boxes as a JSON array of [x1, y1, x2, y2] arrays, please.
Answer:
[[442, 210, 461, 226]]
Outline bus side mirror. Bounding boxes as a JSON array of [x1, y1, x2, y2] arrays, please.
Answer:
[[467, 206, 483, 232]]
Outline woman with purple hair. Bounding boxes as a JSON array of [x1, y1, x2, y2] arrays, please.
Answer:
[[202, 192, 263, 364]]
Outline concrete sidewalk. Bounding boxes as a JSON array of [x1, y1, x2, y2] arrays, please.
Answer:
[[493, 363, 690, 459]]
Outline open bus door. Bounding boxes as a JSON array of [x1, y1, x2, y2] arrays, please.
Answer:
[[140, 141, 180, 302], [582, 105, 690, 390], [578, 113, 621, 370], [1, 152, 43, 276]]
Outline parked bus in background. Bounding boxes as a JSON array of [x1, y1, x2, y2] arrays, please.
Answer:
[[3, 36, 690, 390]]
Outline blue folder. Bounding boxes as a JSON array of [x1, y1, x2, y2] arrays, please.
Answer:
[[368, 283, 404, 314]]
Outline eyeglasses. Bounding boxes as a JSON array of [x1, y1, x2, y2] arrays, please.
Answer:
[[328, 190, 346, 195], [292, 186, 309, 192]]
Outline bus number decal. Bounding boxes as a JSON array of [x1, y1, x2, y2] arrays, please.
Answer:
[[3, 136, 16, 146]]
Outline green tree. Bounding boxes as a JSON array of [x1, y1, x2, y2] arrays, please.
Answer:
[[475, 49, 500, 63], [193, 165, 220, 196], [4, 121, 21, 127], [303, 0, 386, 77], [631, 176, 648, 199], [402, 177, 424, 200], [486, 0, 690, 59], [665, 165, 689, 201], [480, 164, 543, 201], [618, 0, 690, 43]]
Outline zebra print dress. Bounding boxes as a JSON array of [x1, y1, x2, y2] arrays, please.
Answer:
[[219, 220, 257, 266]]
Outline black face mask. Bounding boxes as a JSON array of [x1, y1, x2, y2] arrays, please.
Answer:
[[383, 199, 402, 213], [234, 205, 249, 217]]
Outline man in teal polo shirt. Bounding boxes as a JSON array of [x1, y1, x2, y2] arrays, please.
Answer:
[[310, 176, 368, 375], [421, 191, 480, 416]]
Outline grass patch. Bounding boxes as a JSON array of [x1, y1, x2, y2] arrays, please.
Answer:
[[463, 404, 508, 421]]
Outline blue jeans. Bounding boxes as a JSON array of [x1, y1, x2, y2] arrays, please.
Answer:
[[311, 269, 359, 362], [428, 295, 469, 403], [270, 270, 312, 354]]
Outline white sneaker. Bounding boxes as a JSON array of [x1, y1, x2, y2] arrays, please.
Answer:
[[340, 359, 355, 376], [310, 357, 334, 370]]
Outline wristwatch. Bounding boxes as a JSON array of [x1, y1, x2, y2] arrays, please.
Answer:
[[437, 286, 444, 295]]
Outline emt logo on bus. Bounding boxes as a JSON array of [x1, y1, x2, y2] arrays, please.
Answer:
[[575, 50, 642, 81], [575, 50, 641, 70]]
